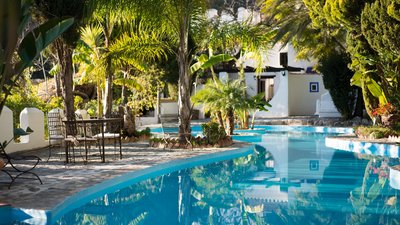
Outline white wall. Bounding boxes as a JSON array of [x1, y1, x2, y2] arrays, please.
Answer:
[[244, 72, 258, 97], [288, 74, 328, 116], [316, 92, 341, 117], [287, 45, 317, 70], [160, 101, 178, 115], [0, 107, 15, 150], [254, 72, 289, 117], [0, 106, 48, 153], [242, 43, 316, 70], [136, 116, 158, 127]]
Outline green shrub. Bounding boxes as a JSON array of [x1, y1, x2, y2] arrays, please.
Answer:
[[202, 121, 226, 145], [318, 52, 358, 119], [355, 126, 399, 139], [85, 100, 98, 117], [74, 96, 85, 109], [5, 93, 47, 127], [134, 127, 151, 137], [47, 96, 64, 110]]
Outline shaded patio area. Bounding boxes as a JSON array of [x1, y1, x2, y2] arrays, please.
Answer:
[[0, 141, 250, 211]]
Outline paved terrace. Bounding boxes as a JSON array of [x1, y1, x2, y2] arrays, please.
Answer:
[[0, 141, 250, 210]]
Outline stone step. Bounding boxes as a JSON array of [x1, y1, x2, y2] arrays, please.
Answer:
[[160, 114, 179, 123]]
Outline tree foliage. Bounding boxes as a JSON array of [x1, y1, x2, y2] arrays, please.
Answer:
[[361, 0, 400, 107], [318, 52, 357, 119], [261, 0, 345, 59], [34, 0, 89, 119], [302, 0, 400, 119], [0, 0, 73, 115]]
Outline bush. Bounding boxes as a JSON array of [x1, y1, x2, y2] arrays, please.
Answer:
[[74, 96, 85, 109], [319, 52, 358, 119], [133, 127, 151, 137], [85, 100, 98, 117], [6, 93, 47, 127], [47, 96, 64, 110], [202, 121, 227, 145], [355, 126, 399, 139]]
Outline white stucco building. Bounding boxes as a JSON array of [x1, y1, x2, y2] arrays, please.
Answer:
[[211, 7, 341, 118], [218, 43, 340, 118]]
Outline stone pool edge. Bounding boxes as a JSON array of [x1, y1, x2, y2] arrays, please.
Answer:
[[326, 135, 400, 158]]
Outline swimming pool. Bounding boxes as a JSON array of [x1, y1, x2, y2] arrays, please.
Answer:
[[11, 126, 400, 224]]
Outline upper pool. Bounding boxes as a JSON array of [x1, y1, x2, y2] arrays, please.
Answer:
[[11, 125, 400, 224]]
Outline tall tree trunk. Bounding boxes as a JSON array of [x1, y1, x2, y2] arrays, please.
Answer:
[[104, 57, 113, 118], [177, 13, 192, 143], [97, 80, 103, 117], [56, 40, 75, 120], [103, 32, 113, 118], [226, 108, 234, 135], [122, 105, 136, 136], [216, 111, 224, 128], [121, 71, 128, 105], [242, 111, 249, 129], [55, 72, 62, 97]]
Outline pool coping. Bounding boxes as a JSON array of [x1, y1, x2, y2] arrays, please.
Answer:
[[326, 135, 400, 158], [11, 144, 254, 224]]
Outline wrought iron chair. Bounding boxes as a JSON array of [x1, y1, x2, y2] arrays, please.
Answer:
[[0, 128, 42, 189], [92, 114, 123, 159], [47, 111, 65, 161], [64, 116, 100, 163]]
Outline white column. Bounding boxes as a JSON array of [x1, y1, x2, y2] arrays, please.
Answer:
[[20, 108, 47, 148]]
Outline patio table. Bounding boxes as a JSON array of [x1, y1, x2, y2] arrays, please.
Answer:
[[63, 118, 123, 163]]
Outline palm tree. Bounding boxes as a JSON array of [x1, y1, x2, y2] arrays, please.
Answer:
[[192, 78, 247, 135], [78, 25, 105, 117], [94, 0, 208, 141], [77, 17, 168, 117], [260, 0, 346, 59], [194, 15, 273, 129]]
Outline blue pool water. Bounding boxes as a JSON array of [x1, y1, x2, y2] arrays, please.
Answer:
[[11, 126, 400, 224]]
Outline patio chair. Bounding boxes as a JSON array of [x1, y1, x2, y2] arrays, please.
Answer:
[[92, 113, 123, 159], [47, 111, 65, 161], [64, 117, 100, 163], [0, 141, 42, 189]]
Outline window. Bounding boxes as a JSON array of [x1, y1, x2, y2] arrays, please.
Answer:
[[257, 76, 275, 101], [280, 52, 288, 67], [309, 82, 319, 92], [309, 160, 319, 171]]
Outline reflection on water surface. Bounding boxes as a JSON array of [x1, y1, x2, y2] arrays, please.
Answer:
[[56, 132, 400, 225]]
